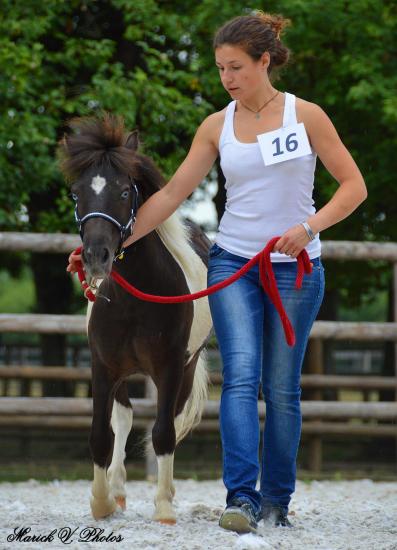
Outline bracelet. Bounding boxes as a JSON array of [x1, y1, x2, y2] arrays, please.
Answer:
[[301, 221, 316, 241]]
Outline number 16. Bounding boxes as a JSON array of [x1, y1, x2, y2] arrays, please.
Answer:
[[272, 133, 298, 156]]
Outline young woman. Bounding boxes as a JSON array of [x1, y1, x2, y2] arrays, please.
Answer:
[[68, 12, 367, 534]]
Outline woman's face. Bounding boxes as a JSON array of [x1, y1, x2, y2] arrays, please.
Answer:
[[215, 44, 269, 100]]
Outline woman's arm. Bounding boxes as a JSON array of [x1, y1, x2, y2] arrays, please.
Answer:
[[273, 102, 368, 257], [122, 114, 219, 247], [67, 114, 219, 272]]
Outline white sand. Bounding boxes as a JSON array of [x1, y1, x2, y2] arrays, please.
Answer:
[[0, 478, 396, 550]]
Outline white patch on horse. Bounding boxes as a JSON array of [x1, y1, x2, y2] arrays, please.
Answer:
[[90, 464, 116, 519], [173, 353, 208, 443], [156, 213, 212, 360], [91, 175, 107, 195], [108, 400, 133, 505], [156, 215, 211, 444], [153, 454, 176, 522], [85, 279, 103, 332]]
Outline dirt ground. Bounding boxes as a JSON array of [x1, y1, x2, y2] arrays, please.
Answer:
[[0, 478, 396, 550]]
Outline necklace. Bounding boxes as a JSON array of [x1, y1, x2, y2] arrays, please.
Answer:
[[240, 90, 280, 119]]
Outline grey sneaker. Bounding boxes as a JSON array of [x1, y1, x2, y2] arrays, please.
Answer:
[[261, 504, 292, 527], [219, 498, 258, 534]]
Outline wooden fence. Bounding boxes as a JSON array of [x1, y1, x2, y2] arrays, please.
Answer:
[[0, 232, 397, 475]]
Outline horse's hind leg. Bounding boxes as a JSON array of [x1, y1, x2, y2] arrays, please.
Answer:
[[89, 361, 117, 520], [154, 453, 176, 524], [107, 381, 133, 511]]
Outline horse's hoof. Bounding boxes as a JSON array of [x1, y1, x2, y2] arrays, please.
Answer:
[[90, 496, 117, 520], [115, 496, 126, 510], [153, 498, 176, 524], [157, 518, 176, 525]]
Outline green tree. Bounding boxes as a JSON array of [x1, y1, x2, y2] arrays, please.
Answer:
[[1, 1, 396, 366], [0, 0, 212, 367], [191, 0, 397, 307]]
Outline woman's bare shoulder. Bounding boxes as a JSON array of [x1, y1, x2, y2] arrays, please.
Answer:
[[199, 108, 228, 149], [295, 95, 343, 151], [295, 96, 328, 123]]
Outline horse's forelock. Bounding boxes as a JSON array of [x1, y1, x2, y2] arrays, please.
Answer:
[[58, 114, 165, 197], [59, 113, 135, 181]]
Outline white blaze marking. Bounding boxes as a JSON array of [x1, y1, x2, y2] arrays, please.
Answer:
[[91, 175, 107, 195]]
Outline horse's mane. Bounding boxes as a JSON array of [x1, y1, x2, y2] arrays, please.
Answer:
[[58, 113, 165, 197]]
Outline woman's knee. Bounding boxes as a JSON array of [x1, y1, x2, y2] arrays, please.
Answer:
[[262, 385, 301, 412], [222, 349, 261, 386]]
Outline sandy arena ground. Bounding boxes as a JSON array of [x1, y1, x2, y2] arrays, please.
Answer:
[[0, 478, 396, 550]]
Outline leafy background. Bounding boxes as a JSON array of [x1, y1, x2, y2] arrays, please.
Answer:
[[0, 0, 396, 361]]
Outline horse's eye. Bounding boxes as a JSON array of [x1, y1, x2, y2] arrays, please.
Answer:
[[71, 193, 78, 201], [121, 190, 129, 199]]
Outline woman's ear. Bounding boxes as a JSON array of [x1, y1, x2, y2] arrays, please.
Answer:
[[261, 51, 271, 71]]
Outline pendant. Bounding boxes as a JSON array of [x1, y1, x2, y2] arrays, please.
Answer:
[[255, 113, 260, 119]]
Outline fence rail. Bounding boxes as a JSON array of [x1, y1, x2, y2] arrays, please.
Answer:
[[2, 314, 397, 340], [2, 232, 397, 259], [1, 416, 395, 437], [1, 232, 397, 474], [0, 366, 396, 390], [1, 397, 396, 420], [0, 397, 395, 439]]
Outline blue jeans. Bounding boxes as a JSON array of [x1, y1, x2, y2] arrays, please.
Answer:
[[207, 243, 325, 516]]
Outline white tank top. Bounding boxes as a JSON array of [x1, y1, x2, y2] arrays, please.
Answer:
[[215, 92, 321, 262]]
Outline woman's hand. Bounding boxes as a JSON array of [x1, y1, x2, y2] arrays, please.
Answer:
[[66, 250, 82, 274], [273, 224, 311, 258]]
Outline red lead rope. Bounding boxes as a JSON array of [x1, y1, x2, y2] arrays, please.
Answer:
[[74, 237, 312, 347]]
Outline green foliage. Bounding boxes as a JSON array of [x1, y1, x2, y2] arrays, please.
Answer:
[[0, 0, 211, 230], [339, 285, 388, 322], [189, 0, 397, 303], [0, 268, 36, 313], [0, 0, 396, 306]]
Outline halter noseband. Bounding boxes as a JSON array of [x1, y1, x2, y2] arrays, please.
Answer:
[[73, 175, 139, 255]]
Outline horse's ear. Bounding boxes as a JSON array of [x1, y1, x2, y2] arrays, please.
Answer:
[[125, 130, 139, 151], [61, 133, 69, 151]]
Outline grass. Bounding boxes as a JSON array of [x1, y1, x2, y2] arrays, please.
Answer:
[[0, 268, 36, 313], [0, 459, 395, 484], [338, 290, 388, 322], [0, 460, 223, 483]]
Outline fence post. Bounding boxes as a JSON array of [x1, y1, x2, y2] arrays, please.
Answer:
[[393, 263, 397, 467], [145, 377, 157, 481], [306, 337, 324, 473]]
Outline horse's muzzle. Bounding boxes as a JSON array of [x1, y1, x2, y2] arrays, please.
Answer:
[[82, 245, 113, 278]]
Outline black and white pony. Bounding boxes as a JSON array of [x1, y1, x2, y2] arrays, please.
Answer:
[[59, 114, 212, 523]]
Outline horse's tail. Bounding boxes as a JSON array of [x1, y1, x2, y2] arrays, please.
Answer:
[[174, 350, 209, 445]]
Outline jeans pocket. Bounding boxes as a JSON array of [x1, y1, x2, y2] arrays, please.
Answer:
[[311, 257, 324, 272]]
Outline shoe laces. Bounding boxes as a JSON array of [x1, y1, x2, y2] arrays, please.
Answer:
[[228, 498, 257, 520]]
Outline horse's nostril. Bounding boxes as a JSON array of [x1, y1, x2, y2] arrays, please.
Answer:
[[82, 247, 91, 263], [102, 248, 109, 263]]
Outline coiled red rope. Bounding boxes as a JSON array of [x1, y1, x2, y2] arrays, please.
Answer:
[[74, 237, 312, 346]]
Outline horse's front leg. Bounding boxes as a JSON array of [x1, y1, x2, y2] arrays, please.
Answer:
[[152, 368, 183, 524], [89, 360, 117, 520], [107, 382, 133, 511]]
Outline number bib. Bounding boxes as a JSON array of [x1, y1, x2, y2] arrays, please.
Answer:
[[257, 122, 312, 166]]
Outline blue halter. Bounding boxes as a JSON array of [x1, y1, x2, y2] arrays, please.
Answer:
[[73, 176, 139, 254]]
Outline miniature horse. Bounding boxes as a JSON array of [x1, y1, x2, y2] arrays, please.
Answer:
[[59, 114, 212, 523]]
